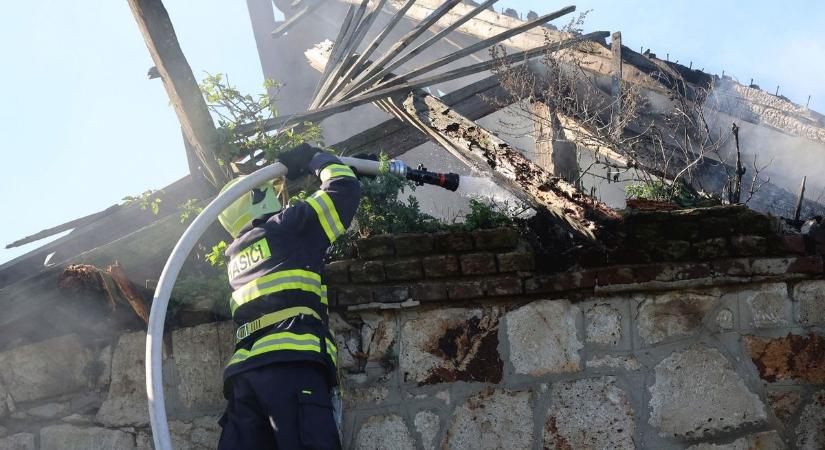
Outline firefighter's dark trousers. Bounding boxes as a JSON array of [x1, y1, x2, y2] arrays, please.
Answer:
[[218, 362, 341, 450]]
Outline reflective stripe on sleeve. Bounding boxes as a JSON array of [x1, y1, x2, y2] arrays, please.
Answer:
[[305, 191, 346, 243], [319, 164, 356, 182], [230, 269, 322, 315]]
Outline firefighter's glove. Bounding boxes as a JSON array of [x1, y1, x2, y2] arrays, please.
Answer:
[[278, 143, 320, 180]]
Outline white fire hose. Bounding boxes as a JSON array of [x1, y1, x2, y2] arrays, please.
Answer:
[[145, 157, 410, 450]]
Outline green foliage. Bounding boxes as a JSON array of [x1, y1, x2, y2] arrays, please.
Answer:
[[177, 199, 203, 223], [625, 180, 698, 207], [352, 173, 442, 237], [200, 73, 323, 166], [205, 240, 229, 267], [463, 199, 515, 230], [122, 190, 162, 215]]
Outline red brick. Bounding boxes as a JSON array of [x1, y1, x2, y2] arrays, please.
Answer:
[[434, 231, 474, 252], [422, 255, 460, 278], [337, 287, 373, 306], [787, 256, 824, 274], [731, 235, 768, 256], [448, 281, 485, 300], [781, 235, 807, 254], [393, 233, 434, 256], [711, 258, 752, 276], [350, 261, 385, 283], [525, 270, 596, 293], [411, 282, 449, 302], [384, 258, 423, 281], [373, 286, 410, 303], [472, 228, 519, 250], [596, 267, 635, 285], [460, 253, 497, 275], [496, 251, 535, 272], [323, 260, 350, 284], [483, 276, 523, 296], [355, 235, 394, 259]]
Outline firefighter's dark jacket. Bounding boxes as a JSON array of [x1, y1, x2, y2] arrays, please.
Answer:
[[222, 152, 359, 386]]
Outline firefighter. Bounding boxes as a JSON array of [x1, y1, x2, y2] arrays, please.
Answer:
[[216, 143, 359, 449]]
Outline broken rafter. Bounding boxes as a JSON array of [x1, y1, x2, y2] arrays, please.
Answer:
[[308, 4, 358, 107], [236, 31, 607, 136], [313, 0, 387, 107], [127, 0, 229, 189], [340, 0, 464, 99], [353, 5, 576, 99], [404, 93, 618, 239], [5, 205, 121, 249]]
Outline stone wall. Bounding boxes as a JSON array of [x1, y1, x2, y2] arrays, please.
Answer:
[[0, 208, 823, 449]]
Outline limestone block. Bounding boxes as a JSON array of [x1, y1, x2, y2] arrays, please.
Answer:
[[637, 291, 717, 345], [716, 308, 735, 330], [795, 390, 825, 450], [414, 410, 440, 450], [40, 424, 135, 450], [0, 433, 34, 450], [96, 331, 153, 427], [544, 377, 635, 449], [191, 415, 222, 448], [360, 311, 397, 363], [585, 303, 622, 346], [741, 283, 789, 327], [585, 355, 641, 371], [354, 414, 415, 450], [0, 334, 91, 403], [172, 322, 230, 411], [744, 333, 825, 384], [445, 389, 532, 450], [0, 381, 10, 419], [648, 345, 766, 438], [26, 401, 69, 420], [506, 299, 581, 376], [793, 280, 825, 325], [767, 387, 802, 430], [685, 431, 785, 449], [400, 308, 502, 385]]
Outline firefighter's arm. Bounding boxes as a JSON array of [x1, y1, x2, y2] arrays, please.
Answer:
[[267, 150, 360, 244]]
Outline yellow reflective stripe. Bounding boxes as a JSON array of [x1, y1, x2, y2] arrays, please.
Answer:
[[230, 269, 322, 315], [320, 164, 356, 182], [321, 285, 328, 306], [306, 191, 346, 243], [317, 191, 345, 237], [235, 306, 322, 343], [227, 332, 339, 367]]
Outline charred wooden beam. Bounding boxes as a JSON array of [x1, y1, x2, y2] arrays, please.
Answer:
[[270, 0, 323, 38], [403, 92, 618, 240], [127, 0, 229, 189], [5, 205, 121, 249]]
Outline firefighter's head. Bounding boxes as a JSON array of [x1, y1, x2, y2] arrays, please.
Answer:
[[218, 177, 284, 238]]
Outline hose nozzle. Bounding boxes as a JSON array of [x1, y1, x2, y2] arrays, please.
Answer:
[[406, 164, 460, 191]]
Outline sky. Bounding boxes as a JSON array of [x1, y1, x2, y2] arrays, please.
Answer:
[[1, 0, 824, 265]]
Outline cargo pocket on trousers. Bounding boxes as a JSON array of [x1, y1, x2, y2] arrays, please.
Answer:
[[297, 390, 340, 450]]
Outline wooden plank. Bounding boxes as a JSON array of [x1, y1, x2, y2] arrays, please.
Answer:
[[403, 92, 618, 240], [127, 0, 229, 189], [315, 0, 386, 107], [610, 31, 622, 140], [326, 0, 417, 105], [342, 0, 463, 97], [5, 205, 121, 250], [356, 5, 575, 98], [308, 4, 357, 108], [237, 31, 607, 135]]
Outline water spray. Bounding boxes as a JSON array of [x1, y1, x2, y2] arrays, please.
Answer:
[[145, 156, 459, 450]]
